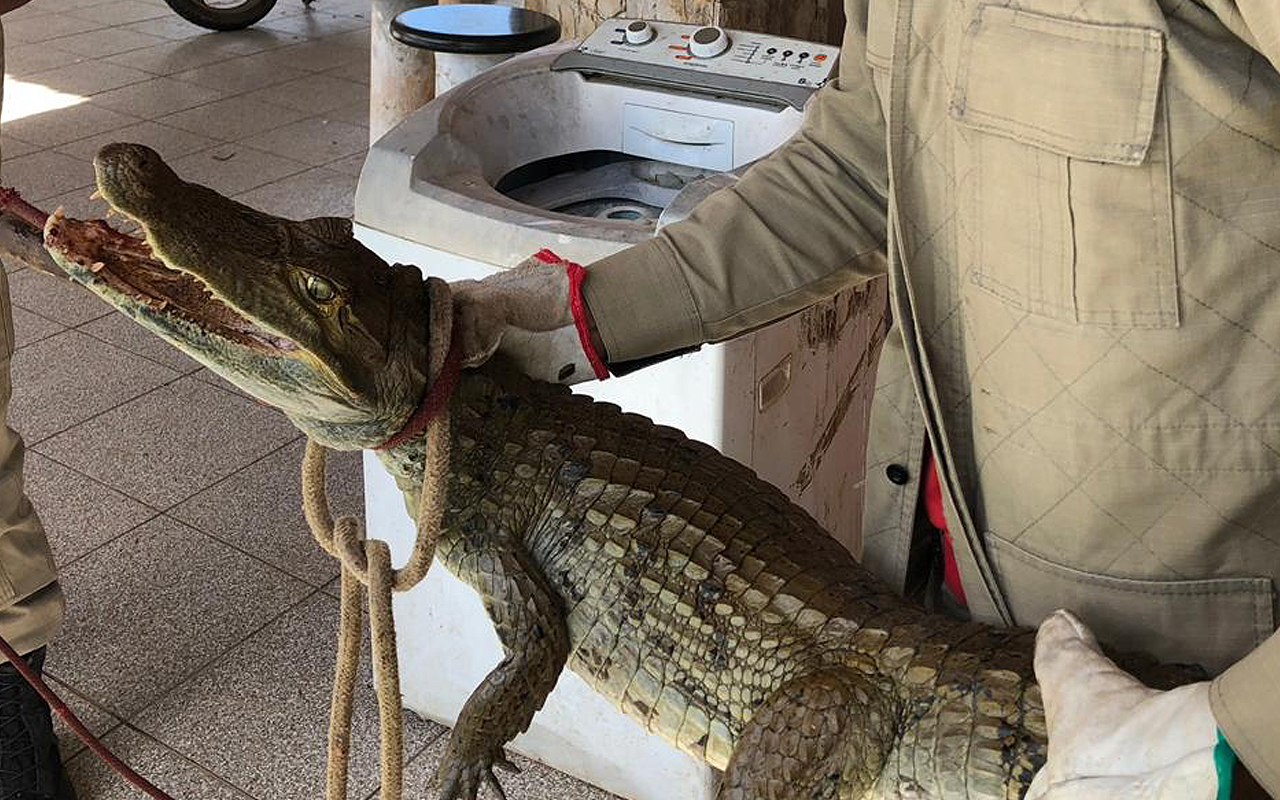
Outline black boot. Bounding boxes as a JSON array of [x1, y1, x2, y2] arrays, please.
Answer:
[[0, 648, 76, 800]]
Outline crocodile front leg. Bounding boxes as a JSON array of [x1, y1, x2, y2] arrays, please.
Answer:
[[435, 524, 570, 800]]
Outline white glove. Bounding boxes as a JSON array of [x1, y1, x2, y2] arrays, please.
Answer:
[[451, 250, 608, 385], [1027, 609, 1229, 800]]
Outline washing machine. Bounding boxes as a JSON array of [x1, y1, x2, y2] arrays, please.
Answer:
[[354, 19, 868, 800]]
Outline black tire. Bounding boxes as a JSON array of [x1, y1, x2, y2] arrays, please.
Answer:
[[163, 0, 279, 31]]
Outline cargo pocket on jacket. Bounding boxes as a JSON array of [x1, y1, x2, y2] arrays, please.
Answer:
[[950, 5, 1178, 328], [986, 534, 1274, 675]]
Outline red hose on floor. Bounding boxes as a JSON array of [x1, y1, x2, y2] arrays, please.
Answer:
[[0, 631, 177, 800]]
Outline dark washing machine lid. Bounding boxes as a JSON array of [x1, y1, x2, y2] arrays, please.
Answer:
[[391, 4, 561, 55]]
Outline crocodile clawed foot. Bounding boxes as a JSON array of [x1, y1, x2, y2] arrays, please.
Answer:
[[434, 745, 520, 800]]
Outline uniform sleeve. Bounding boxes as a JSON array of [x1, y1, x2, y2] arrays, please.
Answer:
[[582, 0, 891, 363], [1212, 632, 1280, 797], [1232, 2, 1280, 72], [1202, 8, 1280, 793]]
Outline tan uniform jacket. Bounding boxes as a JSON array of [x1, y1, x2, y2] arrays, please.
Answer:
[[584, 0, 1280, 791]]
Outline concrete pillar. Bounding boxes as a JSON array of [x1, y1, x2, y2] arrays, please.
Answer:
[[369, 0, 436, 144]]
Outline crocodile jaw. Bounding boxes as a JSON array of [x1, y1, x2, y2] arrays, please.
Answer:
[[41, 207, 366, 419], [43, 206, 295, 354]]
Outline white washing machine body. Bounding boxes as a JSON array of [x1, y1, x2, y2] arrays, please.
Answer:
[[354, 23, 873, 800]]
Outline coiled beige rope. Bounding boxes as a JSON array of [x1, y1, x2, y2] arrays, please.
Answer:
[[301, 277, 455, 800]]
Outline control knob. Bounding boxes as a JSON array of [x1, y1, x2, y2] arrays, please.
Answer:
[[624, 20, 655, 45], [688, 26, 730, 58]]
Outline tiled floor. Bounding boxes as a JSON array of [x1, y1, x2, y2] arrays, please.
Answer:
[[0, 1, 614, 797]]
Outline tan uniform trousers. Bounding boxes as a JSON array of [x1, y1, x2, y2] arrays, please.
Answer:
[[0, 19, 66, 661]]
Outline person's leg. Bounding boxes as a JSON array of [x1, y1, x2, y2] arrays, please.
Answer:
[[0, 17, 74, 800]]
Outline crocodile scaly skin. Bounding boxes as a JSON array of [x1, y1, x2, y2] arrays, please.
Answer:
[[376, 363, 1060, 800]]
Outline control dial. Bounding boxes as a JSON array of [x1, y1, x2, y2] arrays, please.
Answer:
[[688, 26, 730, 58], [624, 20, 655, 45]]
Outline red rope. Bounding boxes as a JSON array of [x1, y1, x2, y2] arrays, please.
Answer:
[[376, 333, 463, 451], [533, 249, 609, 381], [0, 632, 176, 800]]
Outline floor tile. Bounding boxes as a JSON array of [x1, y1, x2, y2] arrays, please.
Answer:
[[72, 0, 169, 25], [258, 10, 368, 38], [275, 33, 368, 73], [326, 98, 369, 127], [25, 0, 114, 11], [49, 515, 311, 715], [105, 38, 252, 76], [46, 676, 121, 761], [159, 94, 305, 141], [236, 165, 357, 218], [67, 725, 256, 800], [3, 14, 108, 45], [55, 120, 219, 162], [121, 17, 215, 41], [24, 60, 154, 97], [170, 143, 307, 195], [1, 134, 44, 160], [198, 26, 307, 55], [24, 451, 158, 567], [84, 76, 225, 118], [323, 59, 369, 86], [2, 103, 140, 149], [169, 49, 309, 94], [35, 375, 299, 508], [170, 439, 361, 586], [310, 0, 372, 22], [11, 305, 63, 349], [10, 329, 178, 443], [133, 592, 444, 800], [2, 2, 49, 20], [327, 151, 367, 177], [77, 312, 204, 373], [45, 27, 170, 59], [243, 72, 367, 114], [242, 116, 367, 167], [36, 185, 112, 221], [3, 42, 82, 77], [0, 149, 95, 201], [396, 736, 622, 800], [9, 268, 111, 326]]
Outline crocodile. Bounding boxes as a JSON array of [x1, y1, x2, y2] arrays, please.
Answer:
[[28, 142, 1199, 800]]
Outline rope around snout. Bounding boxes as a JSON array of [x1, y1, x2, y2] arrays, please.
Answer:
[[301, 277, 455, 800]]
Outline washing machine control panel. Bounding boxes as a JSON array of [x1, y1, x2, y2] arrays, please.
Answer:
[[551, 19, 840, 110]]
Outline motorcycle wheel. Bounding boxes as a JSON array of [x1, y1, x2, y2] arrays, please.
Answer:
[[163, 0, 279, 31]]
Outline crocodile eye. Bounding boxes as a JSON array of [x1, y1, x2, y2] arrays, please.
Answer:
[[305, 275, 336, 303]]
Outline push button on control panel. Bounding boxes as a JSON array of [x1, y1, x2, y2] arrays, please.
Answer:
[[689, 26, 731, 58]]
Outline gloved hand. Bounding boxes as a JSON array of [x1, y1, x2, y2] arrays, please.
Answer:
[[451, 250, 609, 385], [1028, 610, 1234, 800]]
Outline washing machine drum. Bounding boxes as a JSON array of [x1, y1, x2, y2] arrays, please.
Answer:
[[496, 151, 720, 222]]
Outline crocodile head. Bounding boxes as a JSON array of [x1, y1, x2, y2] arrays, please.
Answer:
[[42, 142, 433, 448]]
